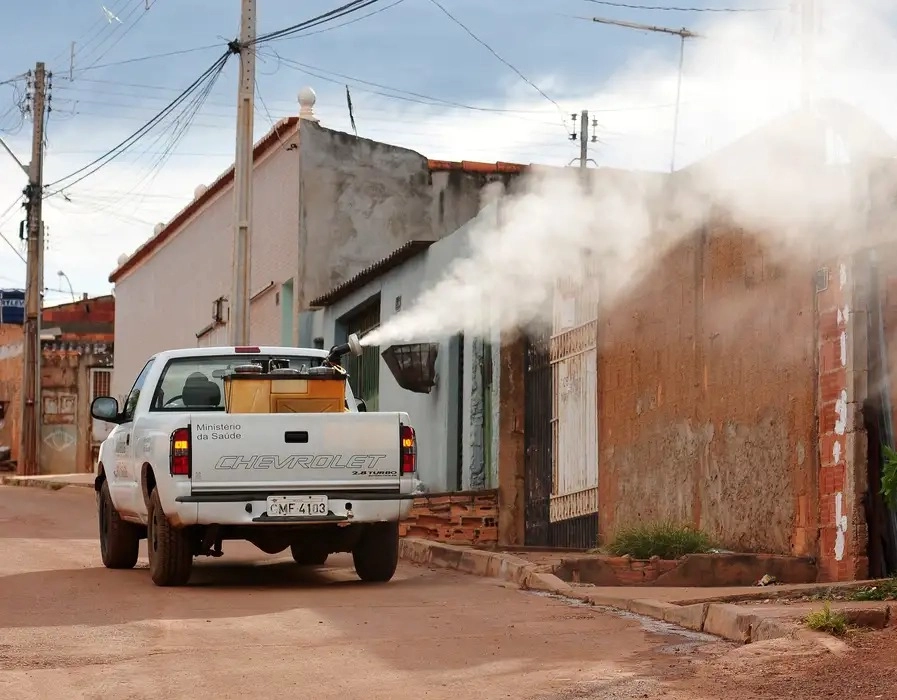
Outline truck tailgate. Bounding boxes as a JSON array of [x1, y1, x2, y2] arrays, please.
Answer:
[[188, 412, 402, 491]]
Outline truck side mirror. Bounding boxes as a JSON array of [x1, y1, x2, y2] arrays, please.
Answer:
[[91, 396, 121, 423]]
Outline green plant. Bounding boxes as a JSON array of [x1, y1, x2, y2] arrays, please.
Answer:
[[880, 444, 897, 510], [804, 602, 848, 636], [605, 521, 715, 560], [849, 578, 897, 601]]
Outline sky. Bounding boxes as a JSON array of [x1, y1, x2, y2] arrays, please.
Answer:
[[0, 0, 893, 306]]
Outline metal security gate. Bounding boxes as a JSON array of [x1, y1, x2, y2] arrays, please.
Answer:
[[550, 275, 599, 526], [524, 328, 553, 545], [344, 301, 380, 411], [523, 272, 599, 549]]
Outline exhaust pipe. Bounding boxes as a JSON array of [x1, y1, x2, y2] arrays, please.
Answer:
[[326, 332, 363, 364]]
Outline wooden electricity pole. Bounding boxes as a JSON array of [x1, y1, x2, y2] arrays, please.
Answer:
[[229, 0, 257, 346], [20, 62, 47, 476]]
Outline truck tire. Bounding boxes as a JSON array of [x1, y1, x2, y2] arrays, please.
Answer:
[[147, 488, 193, 587], [98, 480, 140, 569], [290, 543, 328, 566], [352, 521, 399, 583]]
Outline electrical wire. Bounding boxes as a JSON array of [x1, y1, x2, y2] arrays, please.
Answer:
[[286, 0, 405, 40], [67, 44, 223, 76], [49, 0, 132, 68], [263, 51, 569, 126], [0, 197, 26, 264], [44, 51, 231, 196], [78, 0, 155, 72], [90, 55, 229, 213], [424, 0, 567, 128], [580, 0, 780, 11], [251, 0, 384, 45]]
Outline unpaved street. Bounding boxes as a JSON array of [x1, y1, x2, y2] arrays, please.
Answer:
[[4, 486, 895, 700], [0, 485, 734, 700]]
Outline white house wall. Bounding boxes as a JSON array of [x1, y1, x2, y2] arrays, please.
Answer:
[[296, 123, 437, 314], [318, 206, 501, 493], [111, 129, 300, 400]]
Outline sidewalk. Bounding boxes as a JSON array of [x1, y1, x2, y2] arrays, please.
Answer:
[[1, 473, 94, 490], [399, 538, 894, 649]]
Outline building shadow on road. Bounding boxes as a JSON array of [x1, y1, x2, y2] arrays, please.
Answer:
[[0, 557, 423, 629]]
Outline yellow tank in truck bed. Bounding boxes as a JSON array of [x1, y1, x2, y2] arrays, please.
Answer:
[[224, 367, 348, 414]]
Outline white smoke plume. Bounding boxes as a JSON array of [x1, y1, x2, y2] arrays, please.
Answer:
[[362, 0, 897, 347]]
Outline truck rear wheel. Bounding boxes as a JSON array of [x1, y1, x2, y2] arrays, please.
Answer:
[[352, 522, 399, 583], [290, 543, 329, 566], [147, 488, 193, 587], [98, 480, 140, 569]]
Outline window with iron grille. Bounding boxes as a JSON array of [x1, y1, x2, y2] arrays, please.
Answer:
[[343, 299, 380, 411], [90, 368, 112, 401]]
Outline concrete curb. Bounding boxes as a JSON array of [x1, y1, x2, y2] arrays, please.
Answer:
[[398, 537, 871, 651], [1, 475, 94, 491]]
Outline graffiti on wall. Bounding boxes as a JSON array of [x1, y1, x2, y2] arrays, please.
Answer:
[[43, 427, 76, 452]]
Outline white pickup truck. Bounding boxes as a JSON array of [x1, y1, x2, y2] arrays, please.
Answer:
[[91, 340, 416, 587]]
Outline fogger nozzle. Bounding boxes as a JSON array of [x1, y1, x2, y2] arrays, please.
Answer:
[[326, 332, 363, 363]]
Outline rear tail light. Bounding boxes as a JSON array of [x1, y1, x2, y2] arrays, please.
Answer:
[[234, 346, 261, 353], [400, 424, 416, 475], [170, 427, 191, 476]]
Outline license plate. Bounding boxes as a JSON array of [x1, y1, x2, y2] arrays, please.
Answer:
[[266, 495, 328, 517]]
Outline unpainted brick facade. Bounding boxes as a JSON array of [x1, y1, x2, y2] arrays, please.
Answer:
[[399, 490, 498, 546], [598, 225, 818, 559], [0, 295, 114, 474]]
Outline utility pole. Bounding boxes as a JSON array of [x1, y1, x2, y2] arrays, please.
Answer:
[[579, 110, 588, 170], [229, 0, 257, 346], [20, 62, 47, 477], [569, 110, 598, 169], [577, 15, 701, 172]]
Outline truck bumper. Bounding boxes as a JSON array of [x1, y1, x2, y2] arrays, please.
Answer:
[[168, 491, 413, 527]]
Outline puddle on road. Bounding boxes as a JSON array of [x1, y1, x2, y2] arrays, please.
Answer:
[[526, 591, 719, 654]]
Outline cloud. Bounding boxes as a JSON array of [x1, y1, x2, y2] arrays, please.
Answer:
[[1, 0, 895, 307]]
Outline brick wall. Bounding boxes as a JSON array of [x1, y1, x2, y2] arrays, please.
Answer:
[[815, 260, 863, 580], [0, 324, 23, 461], [399, 490, 498, 545], [598, 224, 817, 556]]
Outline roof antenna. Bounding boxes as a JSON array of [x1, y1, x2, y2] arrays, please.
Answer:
[[345, 85, 357, 137]]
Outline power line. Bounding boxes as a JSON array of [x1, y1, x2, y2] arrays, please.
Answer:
[[276, 0, 406, 41], [44, 51, 231, 195], [78, 0, 154, 72], [425, 0, 566, 120], [50, 0, 132, 67], [580, 0, 781, 11], [57, 73, 682, 118], [251, 0, 384, 45], [67, 44, 223, 75], [264, 52, 569, 127], [85, 57, 230, 215]]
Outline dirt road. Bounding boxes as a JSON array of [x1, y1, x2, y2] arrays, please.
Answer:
[[0, 485, 736, 700], [2, 486, 893, 700]]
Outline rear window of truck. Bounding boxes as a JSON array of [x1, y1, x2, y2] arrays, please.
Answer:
[[149, 355, 324, 412]]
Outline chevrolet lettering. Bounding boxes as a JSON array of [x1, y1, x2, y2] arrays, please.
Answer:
[[213, 454, 389, 470], [91, 341, 416, 588]]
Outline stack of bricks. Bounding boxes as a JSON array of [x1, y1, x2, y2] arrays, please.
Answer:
[[816, 260, 867, 582], [399, 489, 498, 545], [600, 556, 680, 586]]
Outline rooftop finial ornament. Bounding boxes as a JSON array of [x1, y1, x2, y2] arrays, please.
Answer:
[[298, 87, 318, 123]]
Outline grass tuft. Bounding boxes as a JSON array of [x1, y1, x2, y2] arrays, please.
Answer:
[[804, 602, 848, 636], [605, 521, 715, 560], [848, 578, 897, 602]]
